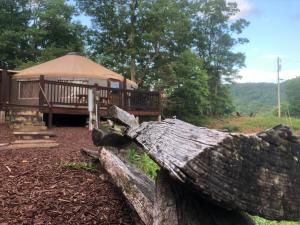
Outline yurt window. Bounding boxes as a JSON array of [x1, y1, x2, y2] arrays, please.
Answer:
[[108, 79, 121, 89], [18, 81, 39, 99]]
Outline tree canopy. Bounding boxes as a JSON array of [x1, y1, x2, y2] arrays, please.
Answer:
[[0, 0, 85, 69], [0, 0, 250, 123]]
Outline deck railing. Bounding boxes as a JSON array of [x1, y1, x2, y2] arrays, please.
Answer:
[[39, 76, 160, 113]]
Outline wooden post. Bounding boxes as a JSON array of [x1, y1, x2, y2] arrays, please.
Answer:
[[1, 69, 10, 104], [123, 77, 127, 110], [39, 75, 45, 108], [93, 83, 99, 129], [0, 111, 5, 124], [48, 108, 53, 128]]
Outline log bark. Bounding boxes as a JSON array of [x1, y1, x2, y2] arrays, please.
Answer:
[[92, 128, 131, 148], [107, 105, 138, 128], [154, 169, 254, 225], [125, 119, 300, 221], [80, 147, 99, 163], [99, 147, 154, 225]]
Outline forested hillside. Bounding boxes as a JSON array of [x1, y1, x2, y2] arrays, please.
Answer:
[[229, 83, 286, 115]]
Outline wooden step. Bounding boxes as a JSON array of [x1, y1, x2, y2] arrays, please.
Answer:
[[11, 139, 57, 144], [0, 142, 59, 151], [13, 131, 56, 140]]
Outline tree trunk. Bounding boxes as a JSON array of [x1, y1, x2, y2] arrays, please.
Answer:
[[154, 169, 254, 225], [99, 147, 154, 225], [129, 0, 138, 82], [126, 120, 300, 221]]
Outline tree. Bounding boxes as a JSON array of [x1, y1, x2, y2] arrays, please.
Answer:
[[0, 0, 32, 68], [19, 0, 85, 68], [192, 0, 249, 115], [164, 50, 209, 124], [77, 0, 192, 86], [285, 77, 300, 116], [0, 0, 85, 69]]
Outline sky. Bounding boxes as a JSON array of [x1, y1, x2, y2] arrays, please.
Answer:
[[230, 0, 300, 83], [74, 0, 300, 83]]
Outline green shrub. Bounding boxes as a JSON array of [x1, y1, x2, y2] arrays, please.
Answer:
[[127, 147, 159, 180], [252, 216, 300, 225]]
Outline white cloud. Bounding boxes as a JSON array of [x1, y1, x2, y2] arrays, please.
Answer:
[[227, 0, 257, 20], [237, 68, 300, 83]]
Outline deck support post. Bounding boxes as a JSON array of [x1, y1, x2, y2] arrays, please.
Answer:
[[48, 108, 53, 128], [158, 115, 161, 122], [0, 111, 5, 124], [135, 116, 139, 124]]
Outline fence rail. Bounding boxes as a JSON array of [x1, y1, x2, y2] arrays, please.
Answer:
[[40, 76, 160, 113], [0, 74, 160, 114]]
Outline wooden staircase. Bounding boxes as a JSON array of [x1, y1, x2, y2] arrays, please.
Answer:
[[7, 109, 47, 132], [0, 109, 59, 150]]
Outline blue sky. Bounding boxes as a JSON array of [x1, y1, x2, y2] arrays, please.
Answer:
[[74, 0, 300, 83], [231, 0, 300, 83]]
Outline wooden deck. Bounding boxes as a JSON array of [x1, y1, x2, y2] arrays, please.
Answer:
[[0, 72, 161, 121]]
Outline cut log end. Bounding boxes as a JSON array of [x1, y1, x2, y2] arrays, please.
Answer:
[[127, 119, 300, 221]]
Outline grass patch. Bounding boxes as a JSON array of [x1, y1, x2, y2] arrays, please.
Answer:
[[205, 115, 300, 134], [127, 147, 159, 180], [252, 216, 300, 225], [62, 161, 97, 172]]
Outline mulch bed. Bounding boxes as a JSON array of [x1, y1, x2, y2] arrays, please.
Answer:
[[0, 124, 134, 225]]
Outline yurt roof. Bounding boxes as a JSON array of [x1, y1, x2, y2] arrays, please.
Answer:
[[14, 53, 136, 85], [0, 69, 19, 73]]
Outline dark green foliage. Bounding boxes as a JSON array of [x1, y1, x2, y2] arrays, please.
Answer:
[[229, 83, 287, 115], [285, 77, 300, 117], [0, 0, 85, 69], [78, 0, 249, 119], [163, 51, 209, 124], [0, 0, 32, 68], [192, 0, 249, 116]]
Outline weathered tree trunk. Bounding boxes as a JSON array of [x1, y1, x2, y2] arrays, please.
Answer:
[[92, 128, 131, 148], [107, 105, 139, 128], [99, 147, 154, 225], [92, 106, 300, 221], [154, 169, 254, 225], [126, 119, 300, 220], [93, 147, 254, 225], [80, 147, 99, 163]]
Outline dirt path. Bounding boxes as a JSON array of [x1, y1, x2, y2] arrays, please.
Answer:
[[0, 125, 134, 225]]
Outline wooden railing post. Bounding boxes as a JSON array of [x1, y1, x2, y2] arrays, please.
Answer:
[[123, 77, 127, 110], [1, 69, 10, 105], [39, 75, 45, 107]]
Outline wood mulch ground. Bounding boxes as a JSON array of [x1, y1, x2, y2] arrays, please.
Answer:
[[0, 124, 134, 225]]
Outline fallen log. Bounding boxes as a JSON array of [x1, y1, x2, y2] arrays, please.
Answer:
[[99, 147, 154, 225], [125, 119, 300, 221], [93, 106, 300, 221], [92, 128, 131, 149], [107, 105, 139, 128], [91, 146, 254, 225], [154, 169, 254, 225], [80, 147, 99, 163]]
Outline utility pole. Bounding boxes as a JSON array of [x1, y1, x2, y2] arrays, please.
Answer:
[[277, 57, 282, 118]]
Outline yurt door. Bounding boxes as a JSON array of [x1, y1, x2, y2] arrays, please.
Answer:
[[108, 79, 122, 107]]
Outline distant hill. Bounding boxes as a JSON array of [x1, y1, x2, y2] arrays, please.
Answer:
[[228, 82, 286, 115]]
